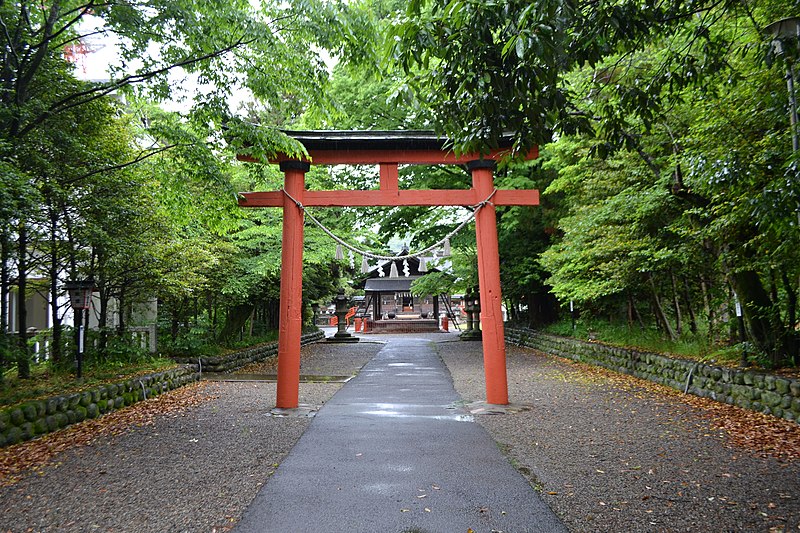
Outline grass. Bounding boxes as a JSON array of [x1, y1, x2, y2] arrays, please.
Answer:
[[218, 331, 279, 353], [539, 317, 745, 366], [160, 330, 280, 358]]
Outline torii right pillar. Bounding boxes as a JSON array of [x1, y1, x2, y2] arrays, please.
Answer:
[[468, 160, 509, 405]]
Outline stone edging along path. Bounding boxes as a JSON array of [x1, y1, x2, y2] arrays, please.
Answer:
[[0, 330, 325, 448], [506, 327, 800, 424]]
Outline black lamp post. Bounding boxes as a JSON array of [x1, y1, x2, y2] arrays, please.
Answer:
[[64, 280, 94, 378]]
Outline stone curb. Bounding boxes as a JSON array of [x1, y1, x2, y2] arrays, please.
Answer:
[[0, 366, 200, 447]]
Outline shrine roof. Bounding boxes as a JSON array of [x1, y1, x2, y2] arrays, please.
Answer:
[[238, 130, 536, 166], [364, 277, 419, 292], [283, 130, 518, 152], [283, 130, 455, 152]]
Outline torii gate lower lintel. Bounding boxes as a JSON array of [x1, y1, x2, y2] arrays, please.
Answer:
[[238, 131, 539, 408]]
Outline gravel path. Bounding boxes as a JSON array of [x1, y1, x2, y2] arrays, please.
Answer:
[[235, 337, 385, 377], [438, 341, 800, 532], [0, 342, 381, 533]]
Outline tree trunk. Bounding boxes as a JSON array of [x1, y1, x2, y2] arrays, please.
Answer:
[[521, 292, 531, 328], [62, 202, 78, 274], [49, 274, 63, 364], [682, 277, 698, 335], [505, 298, 514, 322], [627, 295, 633, 328], [16, 222, 30, 379], [210, 295, 217, 329], [730, 270, 787, 367], [628, 292, 645, 330], [0, 230, 6, 335], [217, 303, 255, 343], [769, 269, 780, 311], [0, 229, 9, 383], [780, 270, 798, 364], [171, 309, 179, 342], [265, 299, 280, 330], [48, 205, 62, 363], [782, 269, 797, 332], [670, 269, 683, 336], [648, 273, 677, 341], [527, 294, 539, 326], [117, 286, 126, 334], [701, 277, 714, 343], [781, 269, 800, 366], [97, 283, 109, 361]]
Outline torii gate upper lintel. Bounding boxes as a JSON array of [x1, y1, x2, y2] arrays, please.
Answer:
[[237, 130, 539, 408]]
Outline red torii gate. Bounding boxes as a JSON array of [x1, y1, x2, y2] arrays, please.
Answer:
[[238, 131, 538, 408]]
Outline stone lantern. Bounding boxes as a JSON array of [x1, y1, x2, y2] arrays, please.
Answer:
[[311, 302, 320, 326], [472, 289, 482, 333], [460, 287, 482, 341], [327, 289, 359, 343]]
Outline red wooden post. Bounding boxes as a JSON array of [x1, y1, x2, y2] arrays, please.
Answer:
[[469, 160, 509, 405], [276, 161, 308, 409]]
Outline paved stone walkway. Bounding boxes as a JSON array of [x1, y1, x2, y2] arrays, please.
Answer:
[[234, 337, 566, 533]]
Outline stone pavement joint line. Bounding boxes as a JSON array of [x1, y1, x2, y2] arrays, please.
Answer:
[[234, 338, 567, 533]]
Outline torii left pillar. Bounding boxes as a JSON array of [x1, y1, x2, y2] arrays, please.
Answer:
[[276, 161, 308, 408]]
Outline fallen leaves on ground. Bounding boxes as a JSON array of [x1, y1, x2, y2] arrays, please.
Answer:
[[0, 382, 213, 488], [525, 348, 800, 462], [683, 398, 800, 461]]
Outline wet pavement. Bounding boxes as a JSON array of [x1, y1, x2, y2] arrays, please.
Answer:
[[234, 337, 566, 533], [201, 373, 354, 383]]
